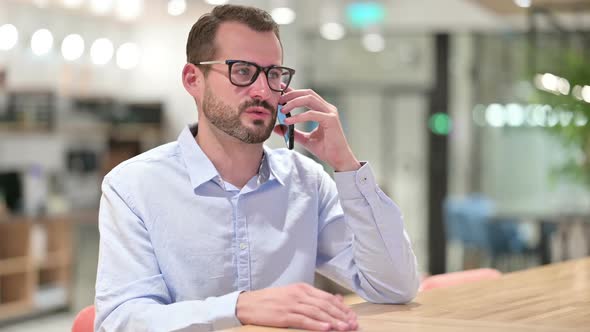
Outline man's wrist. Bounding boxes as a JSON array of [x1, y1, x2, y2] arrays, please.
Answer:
[[333, 158, 361, 172], [235, 291, 250, 325]]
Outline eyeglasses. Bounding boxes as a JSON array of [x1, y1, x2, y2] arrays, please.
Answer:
[[196, 60, 295, 93]]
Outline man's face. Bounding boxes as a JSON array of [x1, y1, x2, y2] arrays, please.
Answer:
[[201, 84, 277, 143], [200, 22, 283, 144]]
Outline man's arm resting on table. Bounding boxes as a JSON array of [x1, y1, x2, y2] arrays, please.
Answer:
[[316, 162, 420, 304]]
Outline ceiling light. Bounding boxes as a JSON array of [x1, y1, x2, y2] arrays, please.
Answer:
[[31, 28, 54, 56], [205, 0, 228, 5], [116, 0, 143, 21], [514, 0, 532, 8], [0, 24, 18, 51], [61, 34, 85, 61], [90, 0, 114, 15], [271, 7, 296, 25], [90, 38, 114, 65], [362, 33, 385, 53], [168, 0, 187, 16], [320, 22, 345, 41]]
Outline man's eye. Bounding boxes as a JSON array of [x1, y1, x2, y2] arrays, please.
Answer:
[[236, 67, 251, 76], [268, 70, 281, 80]]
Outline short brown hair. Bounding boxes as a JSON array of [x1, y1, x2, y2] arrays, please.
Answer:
[[186, 4, 281, 69]]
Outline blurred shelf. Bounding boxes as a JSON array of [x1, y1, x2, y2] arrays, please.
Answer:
[[0, 257, 30, 276], [0, 216, 73, 323], [40, 250, 71, 270], [0, 301, 31, 320]]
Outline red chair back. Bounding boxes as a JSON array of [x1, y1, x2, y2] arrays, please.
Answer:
[[72, 305, 95, 332], [420, 268, 502, 291]]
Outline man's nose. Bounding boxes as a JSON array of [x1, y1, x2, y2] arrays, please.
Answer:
[[248, 72, 271, 100]]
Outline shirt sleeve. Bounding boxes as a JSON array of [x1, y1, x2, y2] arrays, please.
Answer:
[[95, 175, 243, 332], [315, 162, 420, 304]]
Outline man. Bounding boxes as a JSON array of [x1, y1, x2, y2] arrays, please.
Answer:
[[95, 4, 419, 332]]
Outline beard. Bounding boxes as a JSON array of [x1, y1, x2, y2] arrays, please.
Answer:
[[201, 85, 277, 144]]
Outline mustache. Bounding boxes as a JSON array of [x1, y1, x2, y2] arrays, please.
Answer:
[[239, 99, 275, 114]]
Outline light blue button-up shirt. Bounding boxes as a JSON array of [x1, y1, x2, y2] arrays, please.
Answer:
[[95, 125, 419, 332]]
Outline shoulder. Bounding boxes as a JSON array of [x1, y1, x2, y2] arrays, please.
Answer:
[[104, 141, 181, 185]]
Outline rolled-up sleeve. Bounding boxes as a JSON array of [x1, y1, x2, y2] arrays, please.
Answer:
[[95, 176, 242, 332]]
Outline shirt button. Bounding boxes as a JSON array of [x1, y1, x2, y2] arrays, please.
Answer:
[[360, 176, 367, 184], [239, 243, 248, 250]]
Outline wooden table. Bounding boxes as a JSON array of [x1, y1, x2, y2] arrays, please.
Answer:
[[222, 258, 590, 332]]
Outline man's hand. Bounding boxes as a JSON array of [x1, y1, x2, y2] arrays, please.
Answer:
[[274, 88, 361, 172], [236, 283, 358, 331]]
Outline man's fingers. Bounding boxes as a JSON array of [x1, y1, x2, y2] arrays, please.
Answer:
[[292, 303, 351, 331], [285, 313, 331, 331], [306, 287, 354, 316], [298, 296, 350, 326], [290, 128, 309, 146], [280, 88, 322, 104], [285, 110, 334, 127], [280, 95, 333, 115]]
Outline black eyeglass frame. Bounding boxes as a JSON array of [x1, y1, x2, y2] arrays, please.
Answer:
[[195, 60, 296, 93]]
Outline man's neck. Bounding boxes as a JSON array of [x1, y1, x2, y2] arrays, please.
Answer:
[[195, 122, 264, 189]]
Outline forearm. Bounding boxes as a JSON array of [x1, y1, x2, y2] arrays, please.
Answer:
[[332, 163, 420, 303], [95, 291, 242, 332]]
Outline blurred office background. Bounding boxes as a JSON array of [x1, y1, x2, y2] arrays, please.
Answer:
[[0, 0, 589, 330]]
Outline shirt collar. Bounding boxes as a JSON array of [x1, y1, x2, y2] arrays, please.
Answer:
[[178, 124, 287, 190], [178, 124, 219, 190]]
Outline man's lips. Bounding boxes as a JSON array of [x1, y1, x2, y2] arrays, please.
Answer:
[[244, 106, 272, 117]]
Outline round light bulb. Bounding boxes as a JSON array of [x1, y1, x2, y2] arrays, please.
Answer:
[[31, 28, 54, 56], [271, 7, 296, 25], [362, 33, 385, 53], [0, 24, 18, 51], [91, 38, 114, 65], [61, 34, 85, 61], [116, 0, 143, 21], [205, 0, 228, 5], [90, 0, 114, 15], [168, 0, 186, 16], [320, 23, 346, 41]]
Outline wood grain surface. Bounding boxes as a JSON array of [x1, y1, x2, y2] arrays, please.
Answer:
[[221, 258, 590, 332]]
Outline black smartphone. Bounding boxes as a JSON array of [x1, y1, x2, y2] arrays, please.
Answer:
[[277, 104, 294, 150]]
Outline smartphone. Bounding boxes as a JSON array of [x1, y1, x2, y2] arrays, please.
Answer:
[[277, 104, 294, 150]]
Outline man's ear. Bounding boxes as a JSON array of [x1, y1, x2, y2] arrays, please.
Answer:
[[182, 63, 203, 97]]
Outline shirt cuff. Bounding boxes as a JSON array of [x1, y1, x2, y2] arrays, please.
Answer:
[[333, 161, 376, 200], [207, 290, 243, 330]]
